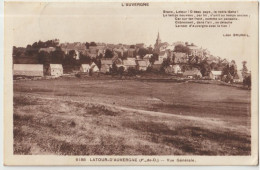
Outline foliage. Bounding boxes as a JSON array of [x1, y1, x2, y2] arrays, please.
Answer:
[[85, 42, 90, 49], [174, 44, 190, 54], [79, 52, 91, 64], [149, 53, 158, 64], [38, 51, 51, 65], [221, 61, 237, 83], [200, 61, 211, 77], [90, 42, 97, 46], [93, 59, 101, 70], [63, 50, 77, 66], [241, 61, 248, 78], [210, 62, 219, 70], [118, 66, 125, 76], [110, 63, 118, 74], [243, 75, 251, 88], [104, 49, 114, 58], [161, 58, 171, 72], [127, 67, 137, 76], [130, 45, 135, 49], [137, 48, 149, 58], [50, 47, 64, 64]]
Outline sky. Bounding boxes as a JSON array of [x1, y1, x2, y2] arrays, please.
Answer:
[[5, 1, 258, 70]]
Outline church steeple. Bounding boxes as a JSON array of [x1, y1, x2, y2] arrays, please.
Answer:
[[156, 31, 161, 45], [154, 31, 161, 50]]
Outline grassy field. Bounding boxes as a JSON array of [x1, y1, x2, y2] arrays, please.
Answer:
[[13, 78, 251, 155]]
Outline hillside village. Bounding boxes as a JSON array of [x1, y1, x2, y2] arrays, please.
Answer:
[[13, 33, 251, 86]]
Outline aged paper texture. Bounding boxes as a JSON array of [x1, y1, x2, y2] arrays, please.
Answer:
[[4, 0, 258, 165]]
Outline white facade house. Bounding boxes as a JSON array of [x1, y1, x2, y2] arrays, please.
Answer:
[[75, 50, 80, 60], [90, 62, 99, 72], [183, 69, 202, 79], [137, 60, 149, 71], [209, 71, 222, 80], [80, 64, 91, 73], [123, 59, 136, 70], [100, 59, 113, 73], [164, 65, 182, 74], [47, 64, 63, 77], [172, 65, 182, 74]]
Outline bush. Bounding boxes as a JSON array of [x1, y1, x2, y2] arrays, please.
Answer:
[[243, 75, 251, 88], [127, 67, 137, 76]]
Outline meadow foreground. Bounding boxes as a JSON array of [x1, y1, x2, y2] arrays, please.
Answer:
[[13, 78, 251, 155]]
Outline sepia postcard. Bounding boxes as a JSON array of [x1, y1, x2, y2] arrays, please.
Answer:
[[3, 0, 259, 166]]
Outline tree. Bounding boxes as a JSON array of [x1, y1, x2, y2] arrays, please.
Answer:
[[63, 50, 77, 66], [90, 42, 97, 46], [137, 48, 149, 58], [241, 61, 248, 78], [79, 53, 91, 64], [122, 51, 128, 60], [127, 67, 137, 76], [110, 63, 118, 74], [161, 58, 171, 72], [118, 66, 125, 77], [85, 42, 90, 49], [229, 64, 237, 77], [149, 54, 159, 65], [221, 62, 237, 83], [130, 45, 135, 49], [38, 51, 51, 65], [200, 61, 211, 77], [104, 49, 114, 58], [93, 58, 101, 69], [210, 62, 219, 70], [222, 64, 229, 74], [243, 75, 251, 88], [229, 60, 237, 77], [50, 47, 64, 64], [174, 44, 190, 54]]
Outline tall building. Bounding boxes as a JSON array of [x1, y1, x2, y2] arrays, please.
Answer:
[[154, 31, 168, 54], [154, 32, 161, 49]]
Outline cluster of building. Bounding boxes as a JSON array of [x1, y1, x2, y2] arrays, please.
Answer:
[[13, 32, 244, 82]]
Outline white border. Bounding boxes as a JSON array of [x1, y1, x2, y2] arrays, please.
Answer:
[[1, 0, 259, 169]]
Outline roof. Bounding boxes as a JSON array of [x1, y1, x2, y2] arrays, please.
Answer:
[[174, 52, 186, 57], [159, 51, 166, 56], [173, 52, 187, 63], [210, 71, 222, 76], [128, 48, 136, 52], [13, 64, 43, 71], [137, 60, 148, 67], [89, 53, 97, 58], [143, 54, 153, 59], [101, 59, 113, 65], [123, 59, 136, 66], [39, 47, 56, 53], [89, 48, 98, 54], [183, 69, 201, 76], [49, 64, 63, 69], [81, 64, 90, 68], [154, 60, 163, 65]]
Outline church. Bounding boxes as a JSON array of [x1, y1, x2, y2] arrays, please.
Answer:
[[153, 32, 169, 54]]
